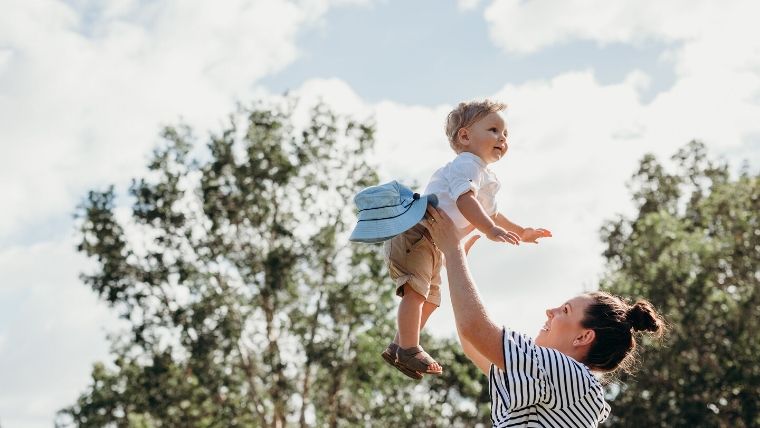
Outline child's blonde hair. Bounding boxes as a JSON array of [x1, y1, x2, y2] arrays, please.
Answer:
[[445, 99, 507, 153]]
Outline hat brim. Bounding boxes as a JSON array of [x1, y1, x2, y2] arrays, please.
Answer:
[[349, 194, 435, 243]]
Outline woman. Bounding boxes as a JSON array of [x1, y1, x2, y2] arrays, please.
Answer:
[[423, 206, 665, 427]]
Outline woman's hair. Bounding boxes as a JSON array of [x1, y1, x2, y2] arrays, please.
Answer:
[[445, 99, 507, 153], [581, 291, 665, 374]]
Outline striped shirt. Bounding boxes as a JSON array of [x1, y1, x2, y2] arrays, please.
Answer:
[[489, 328, 611, 427]]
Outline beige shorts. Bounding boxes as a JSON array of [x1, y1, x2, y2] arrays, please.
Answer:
[[383, 223, 444, 306]]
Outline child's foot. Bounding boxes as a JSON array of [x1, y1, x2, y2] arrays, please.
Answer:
[[381, 342, 423, 380], [395, 345, 443, 375]]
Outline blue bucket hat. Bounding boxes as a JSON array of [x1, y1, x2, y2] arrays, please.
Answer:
[[349, 181, 438, 243]]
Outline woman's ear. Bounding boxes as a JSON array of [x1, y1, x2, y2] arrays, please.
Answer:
[[573, 329, 595, 347]]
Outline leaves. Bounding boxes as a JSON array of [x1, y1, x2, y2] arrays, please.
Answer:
[[59, 101, 486, 427], [600, 141, 760, 427]]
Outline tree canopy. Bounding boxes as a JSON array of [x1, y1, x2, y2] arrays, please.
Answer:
[[600, 141, 759, 427], [58, 103, 487, 427]]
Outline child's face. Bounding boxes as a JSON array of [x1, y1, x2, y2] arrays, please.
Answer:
[[458, 112, 508, 164]]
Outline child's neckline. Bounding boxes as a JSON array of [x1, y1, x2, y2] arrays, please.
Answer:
[[457, 151, 487, 167]]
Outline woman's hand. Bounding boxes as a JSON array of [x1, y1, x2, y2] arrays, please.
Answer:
[[423, 205, 465, 253], [423, 206, 483, 255], [463, 235, 481, 255]]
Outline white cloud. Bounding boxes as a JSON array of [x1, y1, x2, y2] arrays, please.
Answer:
[[480, 0, 760, 189], [484, 1, 719, 55], [483, 0, 760, 91], [482, 1, 760, 152], [457, 0, 482, 11], [0, 238, 118, 428], [289, 77, 375, 126], [0, 1, 373, 426], [0, 0, 354, 241], [0, 48, 13, 73]]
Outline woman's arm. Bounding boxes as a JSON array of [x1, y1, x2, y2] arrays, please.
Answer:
[[455, 235, 495, 376], [443, 245, 506, 370], [457, 326, 492, 375], [423, 206, 506, 370]]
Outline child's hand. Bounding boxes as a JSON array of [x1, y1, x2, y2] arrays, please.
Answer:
[[486, 226, 520, 245], [521, 228, 552, 244]]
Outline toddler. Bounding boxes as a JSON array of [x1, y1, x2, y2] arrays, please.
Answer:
[[381, 100, 552, 378]]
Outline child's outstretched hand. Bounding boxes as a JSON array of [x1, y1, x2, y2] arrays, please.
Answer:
[[487, 226, 520, 245], [521, 228, 552, 244]]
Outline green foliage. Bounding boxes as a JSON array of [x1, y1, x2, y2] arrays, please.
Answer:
[[58, 102, 487, 427], [600, 141, 759, 427]]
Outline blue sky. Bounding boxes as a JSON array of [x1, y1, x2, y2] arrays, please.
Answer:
[[263, 0, 676, 104], [1, 1, 758, 426]]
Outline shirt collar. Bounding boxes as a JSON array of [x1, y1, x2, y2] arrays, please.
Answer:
[[457, 151, 487, 167]]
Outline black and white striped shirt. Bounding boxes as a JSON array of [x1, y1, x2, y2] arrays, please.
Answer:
[[489, 328, 611, 427]]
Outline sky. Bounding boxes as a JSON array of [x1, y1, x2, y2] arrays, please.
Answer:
[[1, 0, 759, 426]]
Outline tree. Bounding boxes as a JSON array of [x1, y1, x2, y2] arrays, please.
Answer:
[[57, 102, 488, 427], [599, 141, 759, 427]]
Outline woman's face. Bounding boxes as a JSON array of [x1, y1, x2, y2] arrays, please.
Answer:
[[535, 295, 593, 354]]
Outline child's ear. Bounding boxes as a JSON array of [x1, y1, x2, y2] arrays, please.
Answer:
[[457, 127, 470, 145]]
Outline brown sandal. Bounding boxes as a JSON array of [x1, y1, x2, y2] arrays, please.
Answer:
[[381, 343, 423, 380], [395, 345, 443, 375]]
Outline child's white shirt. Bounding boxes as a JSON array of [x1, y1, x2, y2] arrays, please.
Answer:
[[424, 152, 501, 230]]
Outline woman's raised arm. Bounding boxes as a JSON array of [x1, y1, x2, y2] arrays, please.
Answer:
[[423, 206, 506, 370]]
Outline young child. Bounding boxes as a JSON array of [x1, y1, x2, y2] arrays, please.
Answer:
[[381, 100, 552, 379]]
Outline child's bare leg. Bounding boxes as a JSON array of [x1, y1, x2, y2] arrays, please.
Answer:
[[393, 300, 437, 344], [397, 283, 425, 349], [396, 284, 441, 372]]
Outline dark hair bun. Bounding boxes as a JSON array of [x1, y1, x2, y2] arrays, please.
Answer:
[[626, 300, 664, 335]]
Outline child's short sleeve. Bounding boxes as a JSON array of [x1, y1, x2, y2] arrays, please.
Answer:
[[447, 155, 483, 200]]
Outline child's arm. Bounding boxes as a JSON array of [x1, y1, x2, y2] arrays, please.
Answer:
[[493, 212, 552, 243], [457, 191, 520, 245], [492, 212, 525, 237]]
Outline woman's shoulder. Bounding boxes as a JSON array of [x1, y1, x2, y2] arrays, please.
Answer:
[[502, 328, 534, 349], [503, 328, 601, 386], [500, 328, 610, 422]]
